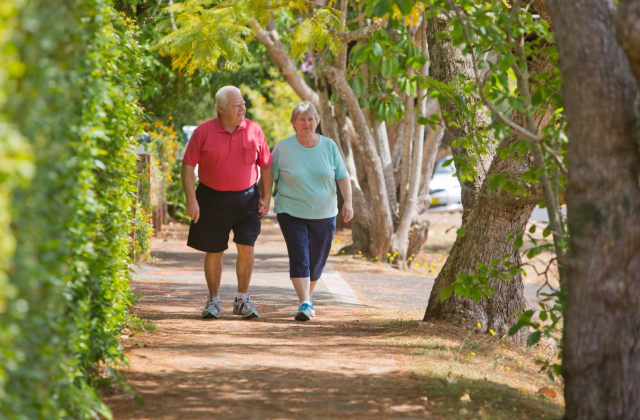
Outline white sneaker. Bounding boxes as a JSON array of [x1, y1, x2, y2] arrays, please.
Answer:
[[233, 296, 259, 319], [202, 300, 221, 319], [295, 302, 314, 322]]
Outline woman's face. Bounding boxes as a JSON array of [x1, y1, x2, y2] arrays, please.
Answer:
[[292, 112, 318, 136]]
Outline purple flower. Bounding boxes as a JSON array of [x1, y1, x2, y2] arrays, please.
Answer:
[[300, 62, 314, 73]]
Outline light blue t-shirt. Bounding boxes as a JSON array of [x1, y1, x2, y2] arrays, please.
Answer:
[[272, 135, 348, 219]]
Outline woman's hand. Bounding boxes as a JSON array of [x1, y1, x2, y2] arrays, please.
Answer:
[[342, 202, 354, 223]]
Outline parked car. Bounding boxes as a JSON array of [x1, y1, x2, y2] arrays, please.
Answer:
[[428, 157, 462, 211]]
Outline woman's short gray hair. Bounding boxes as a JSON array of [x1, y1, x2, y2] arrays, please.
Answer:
[[216, 86, 242, 108], [290, 101, 320, 125]]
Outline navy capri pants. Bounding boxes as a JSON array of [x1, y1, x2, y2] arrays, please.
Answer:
[[277, 213, 336, 281]]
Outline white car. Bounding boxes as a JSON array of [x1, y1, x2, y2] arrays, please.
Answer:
[[428, 158, 462, 211]]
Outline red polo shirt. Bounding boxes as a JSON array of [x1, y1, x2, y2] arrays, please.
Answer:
[[183, 117, 273, 191]]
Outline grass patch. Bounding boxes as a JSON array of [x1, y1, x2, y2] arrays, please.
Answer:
[[375, 309, 564, 419]]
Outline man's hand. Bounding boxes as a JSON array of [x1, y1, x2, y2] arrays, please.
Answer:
[[342, 202, 354, 223], [186, 199, 200, 223], [258, 197, 270, 220]]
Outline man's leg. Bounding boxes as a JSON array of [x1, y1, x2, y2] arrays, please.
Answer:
[[235, 244, 254, 293], [204, 252, 224, 297]]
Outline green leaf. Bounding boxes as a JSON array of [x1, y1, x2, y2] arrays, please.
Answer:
[[539, 311, 548, 321], [456, 228, 466, 237], [509, 322, 525, 336], [440, 285, 455, 302], [471, 288, 482, 302], [514, 235, 523, 250], [371, 42, 383, 58], [528, 331, 542, 345]]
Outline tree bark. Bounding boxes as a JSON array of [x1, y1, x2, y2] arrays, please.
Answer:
[[546, 0, 640, 418], [426, 17, 495, 222], [616, 0, 640, 85]]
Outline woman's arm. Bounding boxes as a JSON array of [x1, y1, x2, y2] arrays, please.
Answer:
[[336, 176, 354, 223]]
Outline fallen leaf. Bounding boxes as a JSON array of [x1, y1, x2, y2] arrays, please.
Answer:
[[459, 407, 469, 415], [460, 392, 471, 402], [389, 405, 424, 412], [537, 387, 557, 399]]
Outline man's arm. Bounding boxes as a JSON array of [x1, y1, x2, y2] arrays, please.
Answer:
[[336, 176, 354, 223], [258, 165, 274, 219], [181, 163, 200, 223]]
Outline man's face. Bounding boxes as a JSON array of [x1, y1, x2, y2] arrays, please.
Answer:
[[218, 92, 246, 127]]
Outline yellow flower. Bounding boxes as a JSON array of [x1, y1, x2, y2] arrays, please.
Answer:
[[460, 310, 464, 313], [505, 367, 510, 371], [518, 360, 522, 365], [341, 250, 345, 254], [477, 323, 482, 329], [489, 329, 495, 335], [409, 257, 413, 261], [471, 352, 476, 356], [330, 249, 334, 252], [362, 257, 365, 260], [462, 317, 466, 320], [502, 344, 506, 348], [390, 257, 394, 261], [521, 389, 526, 394], [387, 253, 391, 256], [379, 262, 382, 265], [375, 256, 378, 260], [415, 263, 419, 267], [358, 251, 362, 254], [538, 353, 543, 358]]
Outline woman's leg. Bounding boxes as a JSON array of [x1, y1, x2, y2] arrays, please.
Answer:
[[290, 277, 311, 303], [308, 216, 337, 282], [277, 213, 312, 304]]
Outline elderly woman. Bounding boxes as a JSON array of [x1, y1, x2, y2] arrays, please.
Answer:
[[271, 101, 353, 321]]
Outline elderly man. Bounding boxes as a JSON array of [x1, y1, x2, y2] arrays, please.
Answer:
[[182, 86, 273, 319]]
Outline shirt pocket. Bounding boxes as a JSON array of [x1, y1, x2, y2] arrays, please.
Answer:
[[244, 146, 258, 164]]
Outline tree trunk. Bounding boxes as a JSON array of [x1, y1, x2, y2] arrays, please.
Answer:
[[365, 110, 398, 215], [393, 16, 429, 265], [546, 0, 640, 417], [321, 54, 394, 257], [426, 17, 495, 222], [424, 110, 553, 343]]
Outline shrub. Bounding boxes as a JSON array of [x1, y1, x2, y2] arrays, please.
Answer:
[[0, 2, 143, 418]]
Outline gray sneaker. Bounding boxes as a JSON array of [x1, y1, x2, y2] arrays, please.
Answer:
[[202, 299, 221, 319], [233, 296, 259, 319]]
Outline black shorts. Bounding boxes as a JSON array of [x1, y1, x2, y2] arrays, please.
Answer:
[[187, 182, 261, 253]]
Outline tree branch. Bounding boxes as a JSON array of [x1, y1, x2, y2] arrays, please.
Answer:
[[250, 19, 320, 109], [334, 20, 386, 43]]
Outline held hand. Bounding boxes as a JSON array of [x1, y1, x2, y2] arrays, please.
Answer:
[[342, 202, 354, 223], [258, 197, 270, 220], [186, 199, 200, 223]]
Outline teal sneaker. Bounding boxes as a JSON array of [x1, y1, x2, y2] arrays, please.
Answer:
[[295, 302, 314, 322]]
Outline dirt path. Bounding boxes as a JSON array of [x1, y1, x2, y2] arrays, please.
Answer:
[[104, 219, 435, 419]]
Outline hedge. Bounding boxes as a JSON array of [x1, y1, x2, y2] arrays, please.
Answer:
[[0, 1, 143, 418]]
